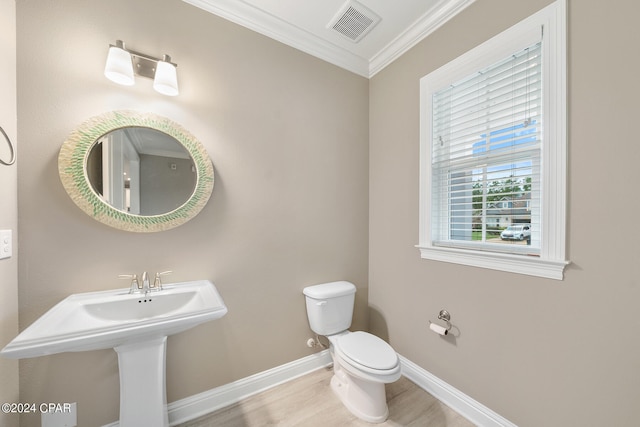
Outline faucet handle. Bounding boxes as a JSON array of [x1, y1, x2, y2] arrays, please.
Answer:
[[153, 271, 173, 290], [119, 274, 141, 294]]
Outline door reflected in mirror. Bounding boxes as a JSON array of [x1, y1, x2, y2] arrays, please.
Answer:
[[86, 128, 196, 216]]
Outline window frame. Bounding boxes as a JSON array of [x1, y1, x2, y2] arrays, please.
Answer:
[[417, 0, 568, 280]]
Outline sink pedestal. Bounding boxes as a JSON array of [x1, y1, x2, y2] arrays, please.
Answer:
[[114, 336, 169, 427], [0, 280, 228, 426]]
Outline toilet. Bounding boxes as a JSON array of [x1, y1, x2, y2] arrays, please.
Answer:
[[303, 281, 401, 423]]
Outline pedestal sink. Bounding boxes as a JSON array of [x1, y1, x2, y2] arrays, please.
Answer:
[[1, 280, 228, 427]]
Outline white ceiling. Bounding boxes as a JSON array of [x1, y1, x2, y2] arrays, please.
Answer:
[[182, 0, 476, 78]]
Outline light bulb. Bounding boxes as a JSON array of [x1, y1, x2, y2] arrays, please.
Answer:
[[104, 42, 134, 86], [153, 59, 179, 96]]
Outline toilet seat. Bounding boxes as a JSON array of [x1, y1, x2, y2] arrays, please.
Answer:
[[335, 331, 399, 375]]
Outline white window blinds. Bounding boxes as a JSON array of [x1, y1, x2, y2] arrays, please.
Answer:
[[430, 42, 542, 255]]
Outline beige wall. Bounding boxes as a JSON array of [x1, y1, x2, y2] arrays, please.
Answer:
[[369, 0, 640, 426], [0, 0, 19, 426], [15, 0, 640, 426], [16, 0, 368, 425]]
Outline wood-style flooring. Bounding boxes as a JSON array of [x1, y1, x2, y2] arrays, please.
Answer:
[[177, 367, 476, 427]]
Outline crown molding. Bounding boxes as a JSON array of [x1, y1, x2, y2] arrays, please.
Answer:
[[183, 0, 475, 78], [369, 0, 476, 77]]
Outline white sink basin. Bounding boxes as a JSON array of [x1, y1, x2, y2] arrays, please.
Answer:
[[0, 280, 228, 358], [1, 279, 227, 427]]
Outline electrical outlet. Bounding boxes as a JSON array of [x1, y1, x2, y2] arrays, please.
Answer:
[[0, 230, 11, 260], [41, 402, 77, 427]]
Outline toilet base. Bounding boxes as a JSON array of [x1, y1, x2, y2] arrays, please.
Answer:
[[330, 364, 389, 423]]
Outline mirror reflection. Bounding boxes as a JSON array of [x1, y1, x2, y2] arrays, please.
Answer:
[[86, 127, 196, 216]]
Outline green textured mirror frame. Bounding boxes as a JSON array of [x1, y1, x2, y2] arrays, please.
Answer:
[[58, 110, 214, 232]]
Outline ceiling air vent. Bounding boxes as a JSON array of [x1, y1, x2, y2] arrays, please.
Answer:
[[328, 0, 381, 43]]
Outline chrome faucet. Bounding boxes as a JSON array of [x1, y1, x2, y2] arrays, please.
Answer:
[[141, 271, 150, 294], [120, 271, 172, 295]]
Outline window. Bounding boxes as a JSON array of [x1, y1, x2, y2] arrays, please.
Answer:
[[418, 0, 568, 280]]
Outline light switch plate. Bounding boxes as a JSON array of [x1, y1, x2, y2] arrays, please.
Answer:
[[0, 229, 12, 260]]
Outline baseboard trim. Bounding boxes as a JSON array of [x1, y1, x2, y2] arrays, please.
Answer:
[[103, 350, 332, 427], [399, 355, 517, 427], [105, 351, 516, 427], [167, 350, 333, 425]]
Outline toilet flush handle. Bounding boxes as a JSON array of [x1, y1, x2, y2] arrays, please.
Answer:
[[316, 301, 327, 307]]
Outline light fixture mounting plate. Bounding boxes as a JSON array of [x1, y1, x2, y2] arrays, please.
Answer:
[[131, 54, 157, 79]]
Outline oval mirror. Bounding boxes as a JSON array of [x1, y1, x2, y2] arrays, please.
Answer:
[[58, 111, 214, 232]]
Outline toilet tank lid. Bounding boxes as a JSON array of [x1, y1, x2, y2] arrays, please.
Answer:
[[303, 281, 356, 299]]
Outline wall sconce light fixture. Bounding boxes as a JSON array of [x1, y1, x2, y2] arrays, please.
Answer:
[[104, 40, 179, 96]]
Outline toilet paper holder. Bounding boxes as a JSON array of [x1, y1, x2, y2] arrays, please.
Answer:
[[429, 309, 452, 332]]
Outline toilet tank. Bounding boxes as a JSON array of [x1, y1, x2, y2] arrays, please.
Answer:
[[303, 281, 356, 336]]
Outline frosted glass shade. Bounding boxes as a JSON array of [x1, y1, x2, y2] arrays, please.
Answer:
[[153, 61, 179, 96], [104, 46, 134, 86]]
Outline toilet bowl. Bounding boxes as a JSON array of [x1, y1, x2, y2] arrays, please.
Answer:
[[328, 331, 401, 422], [303, 281, 401, 423]]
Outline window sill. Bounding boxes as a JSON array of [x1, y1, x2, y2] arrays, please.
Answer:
[[416, 245, 569, 280]]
